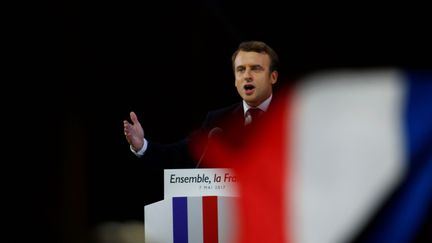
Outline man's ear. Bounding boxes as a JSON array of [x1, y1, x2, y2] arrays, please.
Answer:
[[271, 71, 278, 84]]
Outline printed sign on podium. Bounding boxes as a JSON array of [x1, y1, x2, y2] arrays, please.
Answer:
[[145, 168, 239, 243], [164, 168, 239, 198]]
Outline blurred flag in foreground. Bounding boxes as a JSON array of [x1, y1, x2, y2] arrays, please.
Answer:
[[195, 69, 432, 243]]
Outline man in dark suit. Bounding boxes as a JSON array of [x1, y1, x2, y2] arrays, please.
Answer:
[[123, 40, 279, 168]]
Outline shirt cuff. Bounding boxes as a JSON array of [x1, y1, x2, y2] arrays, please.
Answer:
[[130, 138, 148, 157]]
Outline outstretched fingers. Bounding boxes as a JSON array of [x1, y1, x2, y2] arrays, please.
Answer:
[[130, 111, 140, 125]]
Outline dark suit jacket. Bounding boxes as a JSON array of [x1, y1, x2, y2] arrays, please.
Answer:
[[142, 102, 245, 168], [142, 91, 285, 168]]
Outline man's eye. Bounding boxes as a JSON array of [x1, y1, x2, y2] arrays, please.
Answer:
[[251, 66, 263, 71]]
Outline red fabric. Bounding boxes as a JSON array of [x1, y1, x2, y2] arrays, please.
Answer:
[[192, 88, 294, 243]]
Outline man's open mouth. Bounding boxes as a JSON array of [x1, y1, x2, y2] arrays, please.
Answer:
[[244, 84, 255, 90]]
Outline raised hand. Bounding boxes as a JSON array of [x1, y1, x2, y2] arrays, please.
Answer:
[[123, 111, 145, 151]]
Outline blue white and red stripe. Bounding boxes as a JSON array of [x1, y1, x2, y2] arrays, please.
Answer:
[[145, 196, 237, 243], [198, 68, 431, 243]]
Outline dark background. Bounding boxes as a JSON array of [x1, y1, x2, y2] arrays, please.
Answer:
[[31, 1, 431, 242]]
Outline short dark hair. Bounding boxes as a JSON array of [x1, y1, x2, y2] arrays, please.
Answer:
[[231, 41, 279, 73]]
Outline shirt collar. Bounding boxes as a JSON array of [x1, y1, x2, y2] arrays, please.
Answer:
[[242, 94, 272, 116]]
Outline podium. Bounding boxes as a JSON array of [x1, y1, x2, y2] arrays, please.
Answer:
[[144, 168, 239, 243]]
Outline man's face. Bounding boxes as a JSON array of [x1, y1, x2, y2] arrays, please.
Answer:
[[234, 51, 278, 107]]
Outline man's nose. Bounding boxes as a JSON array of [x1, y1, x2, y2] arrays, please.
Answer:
[[244, 69, 252, 81]]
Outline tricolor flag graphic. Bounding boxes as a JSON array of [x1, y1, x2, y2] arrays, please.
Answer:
[[197, 69, 432, 243], [145, 196, 238, 243]]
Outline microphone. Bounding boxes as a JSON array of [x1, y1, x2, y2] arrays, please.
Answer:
[[195, 127, 223, 168]]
